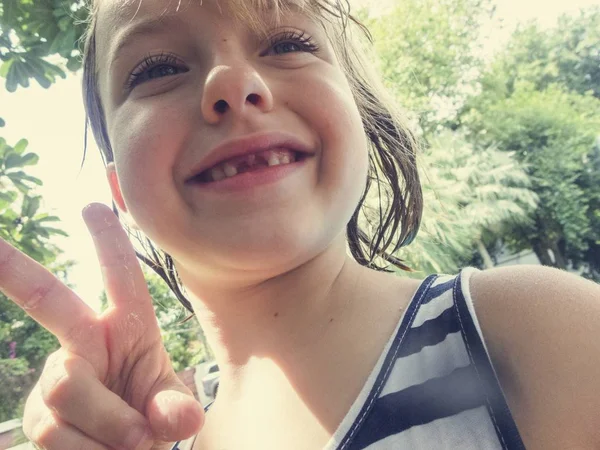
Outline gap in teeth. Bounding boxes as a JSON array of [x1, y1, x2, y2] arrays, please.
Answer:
[[209, 149, 297, 181]]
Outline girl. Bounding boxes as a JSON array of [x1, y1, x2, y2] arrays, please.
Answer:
[[1, 0, 599, 449]]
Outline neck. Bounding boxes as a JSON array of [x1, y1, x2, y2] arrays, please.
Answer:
[[178, 237, 365, 384]]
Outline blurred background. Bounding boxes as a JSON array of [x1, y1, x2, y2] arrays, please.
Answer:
[[0, 0, 599, 447]]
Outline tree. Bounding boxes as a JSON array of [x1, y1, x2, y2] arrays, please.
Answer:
[[400, 131, 537, 275], [100, 272, 213, 373], [364, 0, 540, 275], [0, 137, 72, 421], [477, 7, 600, 100], [465, 84, 600, 272], [366, 0, 493, 135], [463, 81, 600, 278], [0, 0, 82, 421], [458, 7, 600, 279], [0, 0, 87, 92]]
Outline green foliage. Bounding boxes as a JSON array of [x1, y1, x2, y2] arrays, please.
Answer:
[[480, 7, 600, 99], [0, 0, 84, 422], [367, 0, 493, 134], [146, 273, 212, 372], [100, 272, 213, 372], [401, 131, 537, 274], [0, 137, 67, 261], [0, 0, 88, 91], [0, 358, 36, 421], [0, 137, 71, 421], [464, 79, 600, 276]]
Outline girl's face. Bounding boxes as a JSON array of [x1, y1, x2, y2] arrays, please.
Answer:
[[96, 0, 369, 278]]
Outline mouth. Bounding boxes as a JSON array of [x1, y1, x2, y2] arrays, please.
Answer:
[[185, 132, 314, 185], [189, 148, 308, 183]]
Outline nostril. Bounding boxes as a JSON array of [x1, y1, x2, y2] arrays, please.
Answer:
[[246, 93, 260, 106], [214, 100, 228, 114]]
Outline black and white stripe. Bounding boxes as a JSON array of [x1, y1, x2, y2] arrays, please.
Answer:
[[173, 269, 526, 450]]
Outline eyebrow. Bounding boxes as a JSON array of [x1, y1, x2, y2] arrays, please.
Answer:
[[109, 15, 184, 69]]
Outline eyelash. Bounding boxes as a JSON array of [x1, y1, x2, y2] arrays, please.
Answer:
[[125, 52, 185, 90], [125, 31, 319, 90], [264, 30, 320, 55]]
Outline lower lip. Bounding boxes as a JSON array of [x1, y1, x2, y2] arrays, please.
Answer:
[[187, 158, 308, 193]]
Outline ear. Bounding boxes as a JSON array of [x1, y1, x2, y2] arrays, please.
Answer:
[[106, 162, 128, 213]]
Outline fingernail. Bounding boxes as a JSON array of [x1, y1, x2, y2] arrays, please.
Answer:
[[82, 202, 110, 221], [125, 425, 153, 450]]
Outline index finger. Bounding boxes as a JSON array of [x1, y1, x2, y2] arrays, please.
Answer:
[[0, 238, 97, 345], [82, 203, 155, 318]]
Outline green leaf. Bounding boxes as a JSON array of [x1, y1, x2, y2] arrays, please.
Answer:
[[0, 191, 18, 208], [29, 197, 41, 218], [20, 153, 39, 166], [32, 215, 60, 223], [66, 57, 81, 72], [14, 139, 29, 155], [0, 59, 14, 78], [5, 154, 22, 169], [21, 196, 31, 217], [6, 173, 32, 193], [43, 227, 69, 237], [19, 174, 42, 185], [32, 72, 52, 89], [21, 196, 41, 218], [6, 66, 18, 92], [0, 118, 5, 127], [13, 61, 30, 88]]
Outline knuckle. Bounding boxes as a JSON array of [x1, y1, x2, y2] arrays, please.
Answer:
[[40, 356, 85, 410], [41, 354, 96, 415], [42, 369, 72, 409], [32, 413, 60, 448], [23, 276, 60, 311]]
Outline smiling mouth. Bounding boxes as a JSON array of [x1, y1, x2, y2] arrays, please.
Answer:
[[190, 148, 306, 183]]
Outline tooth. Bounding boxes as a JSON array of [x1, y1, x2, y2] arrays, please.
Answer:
[[223, 163, 238, 177], [280, 154, 290, 164], [211, 167, 226, 181], [268, 153, 281, 166]]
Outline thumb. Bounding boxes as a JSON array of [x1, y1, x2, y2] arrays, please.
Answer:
[[146, 379, 205, 443]]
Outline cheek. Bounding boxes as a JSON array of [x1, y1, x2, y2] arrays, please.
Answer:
[[300, 71, 369, 204], [107, 103, 190, 235]]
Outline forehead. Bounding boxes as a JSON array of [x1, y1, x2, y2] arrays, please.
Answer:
[[94, 0, 326, 70], [96, 0, 318, 35]]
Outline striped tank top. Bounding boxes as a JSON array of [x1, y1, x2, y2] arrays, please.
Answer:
[[173, 268, 526, 449]]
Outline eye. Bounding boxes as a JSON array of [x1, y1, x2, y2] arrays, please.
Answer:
[[263, 30, 320, 56], [126, 52, 189, 90]]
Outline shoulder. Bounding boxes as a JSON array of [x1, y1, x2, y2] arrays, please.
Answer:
[[467, 265, 600, 449]]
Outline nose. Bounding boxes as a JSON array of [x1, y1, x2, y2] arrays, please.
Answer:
[[201, 64, 274, 124]]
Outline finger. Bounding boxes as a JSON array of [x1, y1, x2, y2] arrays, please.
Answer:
[[39, 352, 154, 450], [82, 203, 154, 317], [147, 379, 205, 442], [24, 383, 117, 450], [0, 238, 97, 345], [26, 407, 135, 450]]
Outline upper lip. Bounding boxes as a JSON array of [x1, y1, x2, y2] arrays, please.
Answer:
[[185, 131, 315, 182]]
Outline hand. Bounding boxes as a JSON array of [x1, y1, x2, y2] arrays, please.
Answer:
[[0, 203, 204, 450]]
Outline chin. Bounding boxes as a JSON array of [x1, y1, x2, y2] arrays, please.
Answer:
[[176, 224, 339, 283]]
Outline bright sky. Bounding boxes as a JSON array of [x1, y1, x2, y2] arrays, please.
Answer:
[[0, 0, 598, 312]]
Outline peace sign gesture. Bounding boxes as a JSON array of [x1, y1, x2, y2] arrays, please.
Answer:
[[0, 203, 204, 450]]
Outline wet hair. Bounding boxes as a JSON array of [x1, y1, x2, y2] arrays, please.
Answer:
[[81, 0, 423, 313]]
